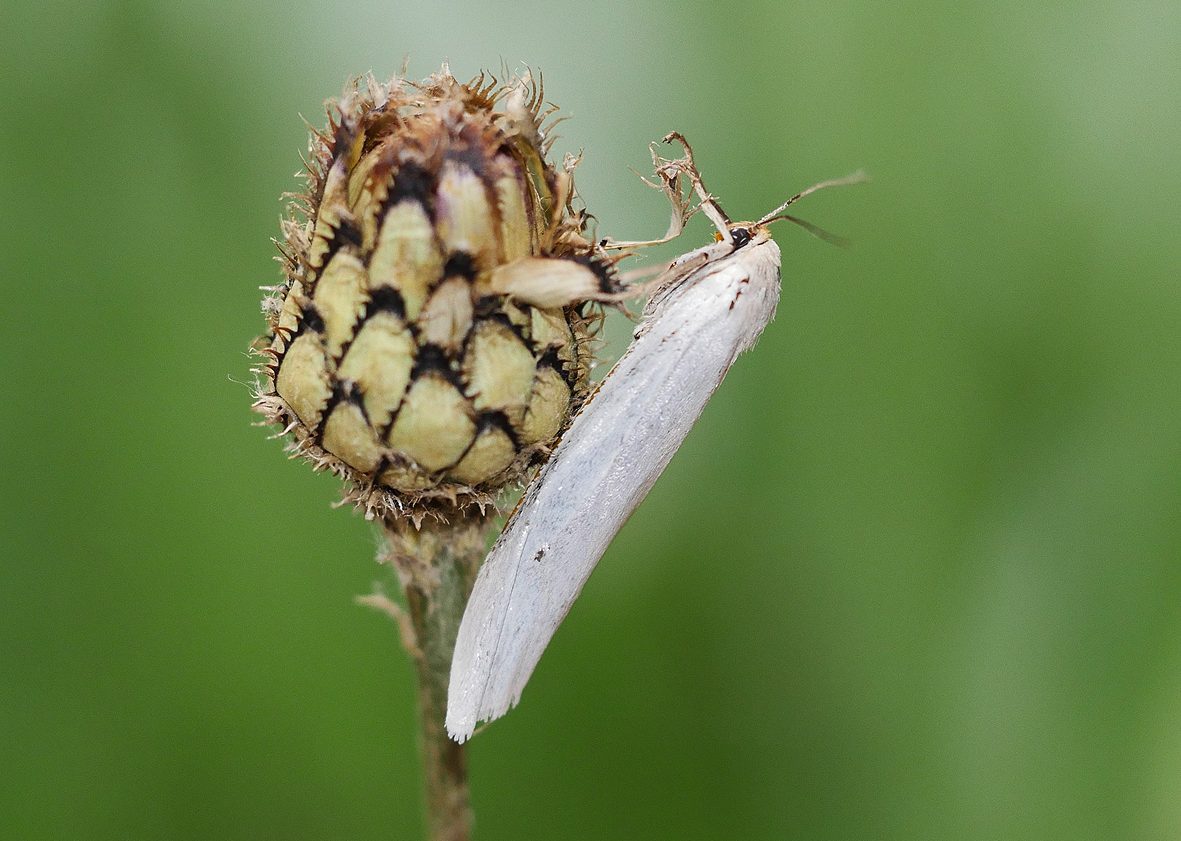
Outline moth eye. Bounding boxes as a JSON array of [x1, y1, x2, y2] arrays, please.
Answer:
[[730, 227, 752, 249]]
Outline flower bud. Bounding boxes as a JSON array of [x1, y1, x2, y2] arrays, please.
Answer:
[[254, 69, 612, 518]]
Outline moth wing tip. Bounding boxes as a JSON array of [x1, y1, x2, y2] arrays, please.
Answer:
[[444, 707, 475, 743], [444, 682, 526, 744]]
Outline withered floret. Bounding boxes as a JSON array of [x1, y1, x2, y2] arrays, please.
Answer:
[[254, 68, 613, 518]]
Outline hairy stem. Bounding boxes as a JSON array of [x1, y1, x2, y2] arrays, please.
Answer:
[[377, 511, 492, 841]]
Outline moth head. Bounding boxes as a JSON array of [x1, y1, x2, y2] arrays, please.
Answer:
[[713, 223, 773, 251], [728, 226, 753, 248]]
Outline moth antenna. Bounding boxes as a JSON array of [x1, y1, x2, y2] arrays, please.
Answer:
[[755, 170, 868, 226], [770, 213, 852, 248]]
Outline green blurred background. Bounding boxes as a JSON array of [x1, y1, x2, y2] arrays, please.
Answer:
[[3, 0, 1180, 838]]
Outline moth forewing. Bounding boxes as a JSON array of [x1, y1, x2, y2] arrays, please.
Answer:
[[447, 134, 862, 741], [446, 231, 782, 742]]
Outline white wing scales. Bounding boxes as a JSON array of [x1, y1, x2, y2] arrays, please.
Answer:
[[446, 239, 782, 742]]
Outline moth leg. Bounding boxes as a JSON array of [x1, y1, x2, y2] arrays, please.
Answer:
[[599, 134, 708, 250], [656, 131, 734, 239], [603, 131, 737, 253]]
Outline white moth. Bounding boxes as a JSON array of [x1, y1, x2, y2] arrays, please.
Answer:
[[446, 136, 863, 742]]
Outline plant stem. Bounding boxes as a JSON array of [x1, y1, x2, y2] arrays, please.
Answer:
[[378, 510, 492, 841]]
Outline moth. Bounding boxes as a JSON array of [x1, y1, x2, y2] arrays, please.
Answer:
[[446, 135, 863, 741]]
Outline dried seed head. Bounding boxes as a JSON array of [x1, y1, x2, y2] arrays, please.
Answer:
[[254, 68, 613, 520]]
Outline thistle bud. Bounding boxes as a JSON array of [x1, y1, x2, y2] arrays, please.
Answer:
[[254, 69, 614, 518]]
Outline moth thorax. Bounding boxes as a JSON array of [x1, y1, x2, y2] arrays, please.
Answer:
[[257, 71, 601, 512]]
